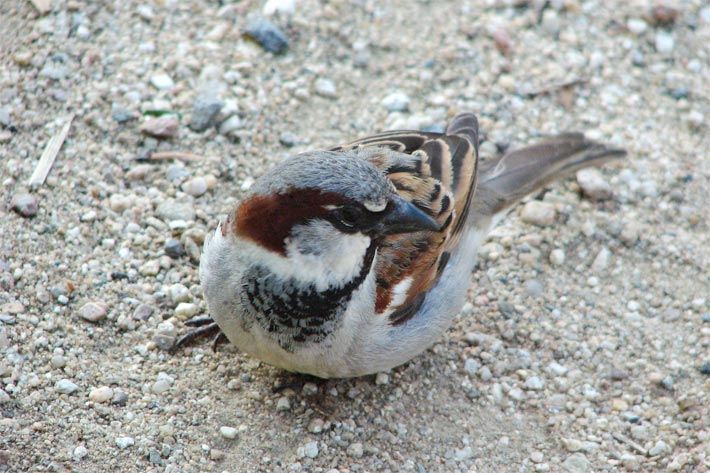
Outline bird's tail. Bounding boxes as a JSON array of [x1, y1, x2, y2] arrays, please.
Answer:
[[472, 133, 626, 217]]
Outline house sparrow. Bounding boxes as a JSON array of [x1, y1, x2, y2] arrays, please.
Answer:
[[178, 113, 625, 378]]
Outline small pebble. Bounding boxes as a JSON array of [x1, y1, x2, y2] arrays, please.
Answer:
[[219, 115, 243, 135], [314, 78, 337, 98], [347, 442, 364, 458], [190, 94, 224, 131], [562, 453, 590, 473], [89, 386, 114, 403], [79, 302, 107, 322], [626, 18, 647, 35], [276, 396, 291, 411], [244, 16, 289, 54], [56, 379, 79, 394], [140, 116, 179, 138], [115, 437, 135, 449], [303, 441, 319, 458], [263, 0, 296, 16], [150, 73, 174, 90], [0, 389, 10, 403], [521, 201, 556, 226], [549, 249, 565, 266], [164, 239, 185, 258], [219, 426, 238, 439], [381, 91, 410, 112], [156, 200, 196, 222], [181, 177, 209, 197], [73, 445, 88, 460], [699, 361, 710, 375], [139, 260, 160, 277], [655, 31, 674, 54], [174, 302, 198, 318], [308, 418, 324, 434], [11, 193, 39, 218], [649, 440, 669, 457], [524, 376, 545, 390], [464, 358, 479, 375], [576, 168, 612, 200], [375, 372, 390, 385]]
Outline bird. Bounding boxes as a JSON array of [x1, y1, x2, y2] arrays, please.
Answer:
[[177, 112, 625, 379]]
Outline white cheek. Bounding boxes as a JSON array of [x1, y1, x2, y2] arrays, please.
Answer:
[[284, 231, 371, 291]]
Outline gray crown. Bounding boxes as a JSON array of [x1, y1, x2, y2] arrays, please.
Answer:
[[250, 149, 393, 205]]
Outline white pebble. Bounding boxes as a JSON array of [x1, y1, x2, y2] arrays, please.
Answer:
[[56, 379, 78, 394], [576, 168, 612, 201], [314, 78, 337, 98], [549, 249, 565, 266], [174, 302, 198, 318], [521, 201, 556, 226], [219, 426, 238, 439], [381, 91, 410, 112], [181, 177, 208, 197], [524, 376, 545, 390], [655, 31, 674, 54], [375, 372, 390, 385], [89, 386, 114, 403], [263, 0, 295, 16], [464, 358, 479, 375], [115, 437, 135, 449], [276, 396, 291, 411], [626, 18, 647, 35], [73, 445, 88, 460], [303, 441, 319, 458], [150, 73, 174, 90]]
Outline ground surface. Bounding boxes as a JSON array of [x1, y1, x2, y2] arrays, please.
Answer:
[[1, 0, 709, 472]]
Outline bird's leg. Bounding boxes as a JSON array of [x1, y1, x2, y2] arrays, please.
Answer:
[[172, 315, 229, 353]]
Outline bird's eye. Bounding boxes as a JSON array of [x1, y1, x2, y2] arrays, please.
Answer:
[[338, 206, 362, 227]]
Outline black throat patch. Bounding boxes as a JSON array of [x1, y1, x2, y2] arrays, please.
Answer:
[[240, 242, 378, 352]]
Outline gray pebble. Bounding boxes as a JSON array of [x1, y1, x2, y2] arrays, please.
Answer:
[[40, 61, 68, 80], [524, 279, 544, 297], [381, 91, 410, 112], [133, 303, 154, 320], [346, 442, 363, 458], [562, 453, 590, 473], [464, 358, 479, 375], [524, 376, 545, 390], [0, 389, 10, 403], [11, 193, 38, 218], [79, 302, 107, 322], [279, 131, 297, 147], [699, 361, 710, 375], [164, 239, 185, 258], [111, 103, 135, 123], [190, 94, 224, 131], [156, 200, 196, 222], [56, 379, 78, 394], [148, 449, 164, 466], [244, 16, 289, 54]]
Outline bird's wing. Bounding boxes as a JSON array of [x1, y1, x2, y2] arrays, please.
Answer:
[[331, 113, 479, 324]]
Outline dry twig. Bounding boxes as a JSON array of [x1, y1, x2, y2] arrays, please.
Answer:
[[28, 114, 74, 188]]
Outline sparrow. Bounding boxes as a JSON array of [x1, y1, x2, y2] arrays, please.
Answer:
[[177, 112, 625, 378]]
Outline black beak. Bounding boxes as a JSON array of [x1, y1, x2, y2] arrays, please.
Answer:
[[376, 195, 441, 235]]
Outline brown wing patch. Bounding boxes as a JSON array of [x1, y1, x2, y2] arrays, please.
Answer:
[[333, 113, 480, 323]]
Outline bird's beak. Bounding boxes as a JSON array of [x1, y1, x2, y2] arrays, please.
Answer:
[[377, 195, 441, 235]]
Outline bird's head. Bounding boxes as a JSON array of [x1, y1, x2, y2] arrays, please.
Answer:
[[225, 151, 440, 289]]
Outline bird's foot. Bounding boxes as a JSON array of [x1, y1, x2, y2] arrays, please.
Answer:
[[172, 315, 229, 352]]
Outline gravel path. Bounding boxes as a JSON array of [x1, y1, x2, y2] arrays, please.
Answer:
[[1, 0, 708, 472]]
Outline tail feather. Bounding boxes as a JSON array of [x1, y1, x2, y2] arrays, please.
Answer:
[[474, 134, 626, 216]]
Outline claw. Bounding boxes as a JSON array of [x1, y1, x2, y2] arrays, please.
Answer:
[[171, 315, 229, 353]]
